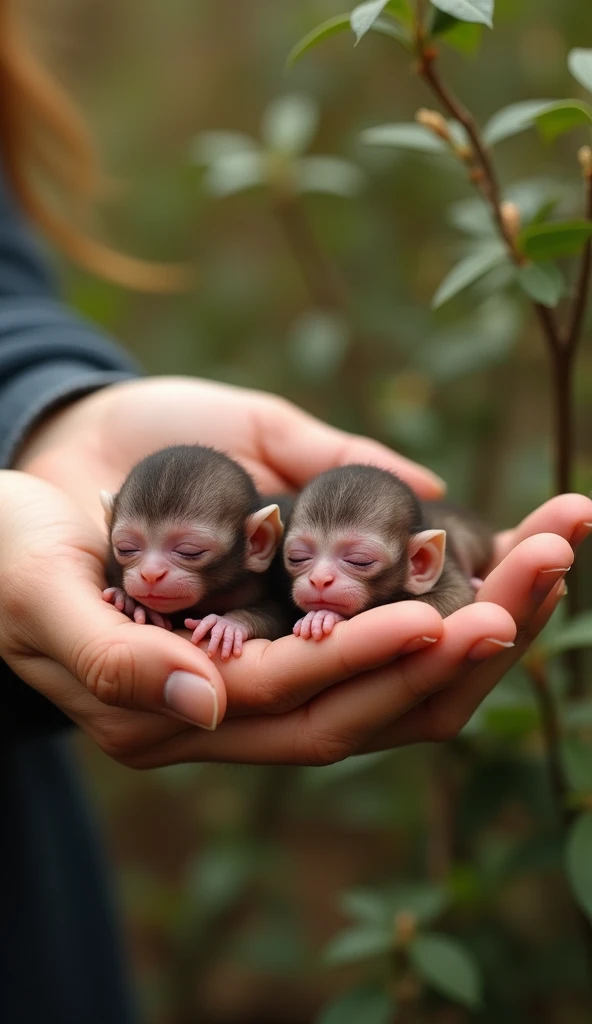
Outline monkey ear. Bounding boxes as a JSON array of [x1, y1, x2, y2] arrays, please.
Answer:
[[99, 490, 115, 527], [244, 504, 284, 573], [406, 529, 446, 596]]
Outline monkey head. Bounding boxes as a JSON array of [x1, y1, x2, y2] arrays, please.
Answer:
[[101, 446, 283, 614], [283, 465, 446, 619]]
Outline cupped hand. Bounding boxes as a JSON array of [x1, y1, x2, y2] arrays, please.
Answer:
[[15, 376, 445, 525], [1, 471, 590, 768]]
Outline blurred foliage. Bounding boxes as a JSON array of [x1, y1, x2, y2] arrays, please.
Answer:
[[33, 0, 592, 1020]]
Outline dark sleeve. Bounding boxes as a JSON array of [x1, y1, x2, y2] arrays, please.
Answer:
[[0, 166, 142, 738]]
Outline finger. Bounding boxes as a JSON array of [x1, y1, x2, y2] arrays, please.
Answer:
[[207, 624, 224, 658], [293, 619, 303, 637], [366, 536, 573, 751], [478, 533, 573, 621], [102, 588, 116, 603], [151, 602, 515, 765], [188, 615, 218, 645], [493, 494, 592, 564], [213, 600, 445, 716], [221, 627, 235, 661], [299, 612, 315, 641], [257, 401, 445, 499], [133, 605, 146, 624], [312, 613, 327, 641], [368, 579, 565, 752], [233, 631, 244, 658], [323, 614, 336, 635]]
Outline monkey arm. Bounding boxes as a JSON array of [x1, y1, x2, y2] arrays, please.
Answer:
[[186, 599, 292, 661]]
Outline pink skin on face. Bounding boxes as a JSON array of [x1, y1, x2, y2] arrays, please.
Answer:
[[286, 532, 391, 641], [103, 522, 226, 631]]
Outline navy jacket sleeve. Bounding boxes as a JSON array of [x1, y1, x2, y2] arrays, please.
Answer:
[[0, 167, 141, 737]]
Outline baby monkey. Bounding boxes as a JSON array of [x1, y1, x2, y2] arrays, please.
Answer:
[[102, 445, 286, 659], [282, 465, 493, 640]]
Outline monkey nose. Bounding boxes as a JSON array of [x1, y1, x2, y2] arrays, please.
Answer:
[[309, 571, 334, 589], [140, 567, 168, 584]]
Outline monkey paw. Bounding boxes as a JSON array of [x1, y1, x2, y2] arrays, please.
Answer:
[[293, 609, 346, 641], [102, 588, 173, 630], [185, 614, 249, 660]]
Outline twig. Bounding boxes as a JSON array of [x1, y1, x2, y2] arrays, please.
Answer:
[[564, 165, 592, 351], [528, 656, 592, 978], [272, 194, 348, 310]]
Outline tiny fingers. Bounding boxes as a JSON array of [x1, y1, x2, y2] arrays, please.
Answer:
[[133, 605, 147, 624]]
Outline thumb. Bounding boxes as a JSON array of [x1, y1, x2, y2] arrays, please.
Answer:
[[76, 616, 226, 730]]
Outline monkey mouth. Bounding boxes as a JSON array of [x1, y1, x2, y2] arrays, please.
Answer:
[[135, 593, 191, 609], [301, 600, 349, 614]]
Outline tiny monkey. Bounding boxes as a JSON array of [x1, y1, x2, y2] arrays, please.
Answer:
[[282, 465, 493, 640], [101, 445, 289, 659]]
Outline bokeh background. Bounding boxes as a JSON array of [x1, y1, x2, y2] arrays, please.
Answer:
[[29, 0, 592, 1021]]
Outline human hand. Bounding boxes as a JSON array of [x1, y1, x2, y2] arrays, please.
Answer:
[[1, 471, 590, 768], [15, 376, 445, 526]]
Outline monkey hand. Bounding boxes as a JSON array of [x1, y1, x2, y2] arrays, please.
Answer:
[[185, 614, 250, 660], [102, 587, 173, 631], [293, 610, 347, 641]]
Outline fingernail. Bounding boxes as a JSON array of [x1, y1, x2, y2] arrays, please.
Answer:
[[531, 566, 570, 600], [164, 671, 218, 730], [467, 637, 515, 660], [399, 635, 439, 655]]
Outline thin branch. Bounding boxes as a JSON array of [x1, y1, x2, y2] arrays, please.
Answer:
[[416, 48, 562, 356], [272, 194, 348, 310], [564, 169, 592, 352], [528, 657, 569, 826]]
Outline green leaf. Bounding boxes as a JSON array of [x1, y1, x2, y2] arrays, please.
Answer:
[[360, 122, 448, 153], [534, 100, 592, 142], [286, 11, 408, 66], [323, 926, 393, 966], [431, 9, 483, 52], [483, 99, 558, 146], [316, 984, 396, 1024], [565, 702, 592, 730], [516, 263, 564, 307], [446, 198, 494, 236], [568, 49, 592, 94], [261, 95, 319, 156], [351, 0, 390, 42], [441, 21, 483, 53], [562, 737, 592, 794], [566, 812, 592, 921], [431, 9, 459, 33], [543, 611, 592, 655], [430, 0, 493, 28], [288, 311, 350, 379], [519, 221, 592, 262], [340, 883, 449, 929], [203, 151, 266, 197], [191, 131, 259, 165], [409, 933, 482, 1009], [297, 156, 365, 197], [287, 15, 352, 66], [432, 243, 507, 308]]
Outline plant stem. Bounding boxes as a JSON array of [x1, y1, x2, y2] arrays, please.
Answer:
[[272, 193, 348, 310], [413, 35, 592, 979]]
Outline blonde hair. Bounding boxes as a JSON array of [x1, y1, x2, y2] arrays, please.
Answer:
[[0, 1, 192, 292]]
